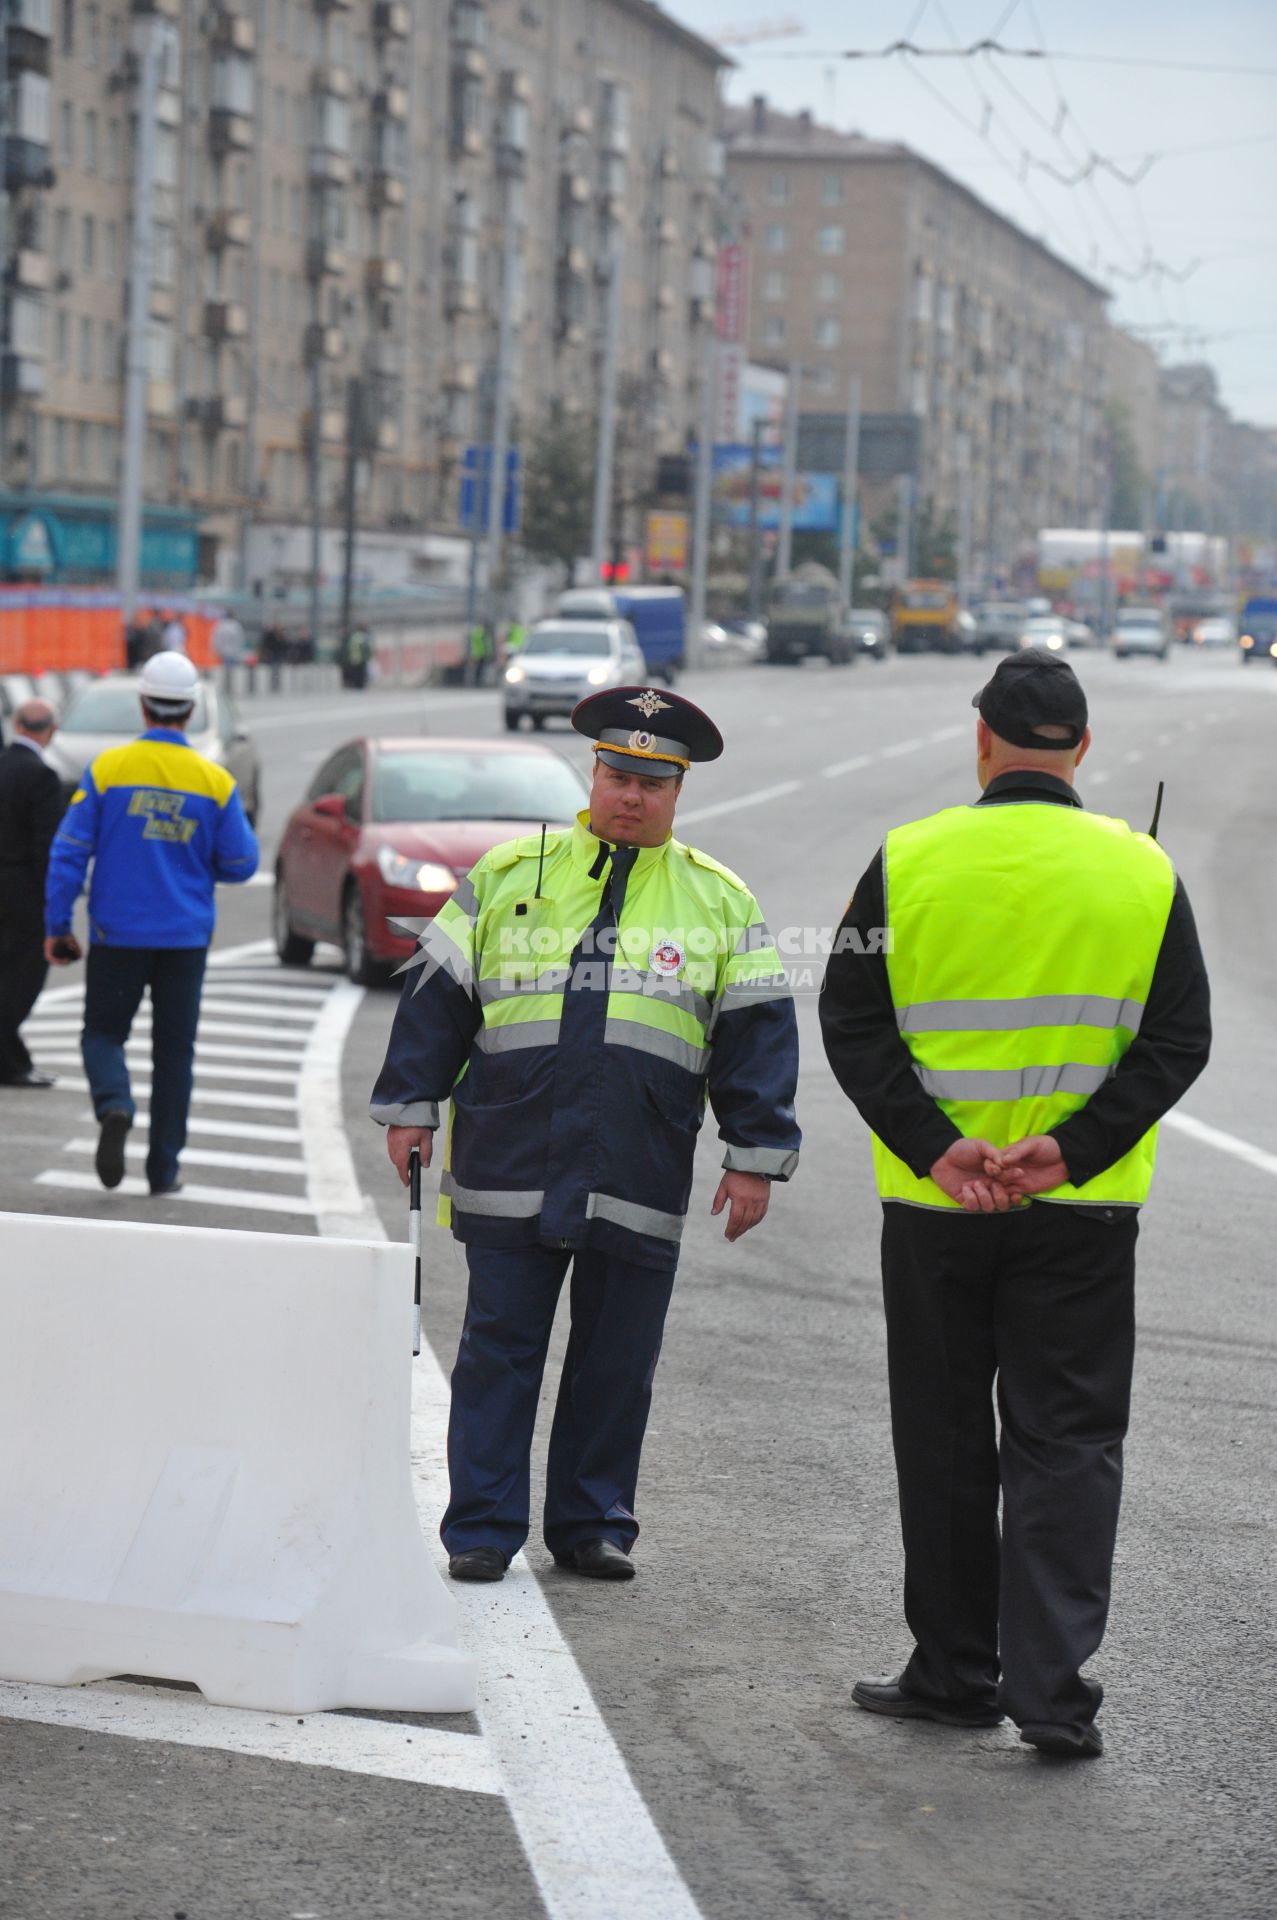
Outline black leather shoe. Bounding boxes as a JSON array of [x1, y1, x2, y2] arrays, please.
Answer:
[[1020, 1721, 1103, 1759], [148, 1180, 184, 1198], [554, 1538, 636, 1581], [1, 1067, 55, 1088], [852, 1674, 1004, 1728], [95, 1110, 131, 1190], [448, 1547, 507, 1582]]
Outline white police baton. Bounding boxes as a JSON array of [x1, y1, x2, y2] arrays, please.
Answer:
[[407, 1145, 423, 1357]]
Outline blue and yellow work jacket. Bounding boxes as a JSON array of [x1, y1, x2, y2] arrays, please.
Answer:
[[371, 811, 801, 1270], [45, 727, 259, 947]]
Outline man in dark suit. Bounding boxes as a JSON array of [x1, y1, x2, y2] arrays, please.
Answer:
[[0, 699, 65, 1088]]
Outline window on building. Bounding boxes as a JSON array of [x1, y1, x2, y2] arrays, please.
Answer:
[[762, 270, 785, 301], [820, 173, 844, 205], [83, 110, 98, 172], [79, 314, 94, 380], [52, 417, 67, 474], [270, 178, 282, 231], [82, 213, 95, 271], [107, 12, 122, 70], [54, 309, 69, 373], [289, 184, 303, 235], [817, 271, 841, 302], [763, 223, 788, 254], [274, 85, 286, 139], [10, 293, 44, 356], [58, 100, 74, 167], [815, 316, 840, 349], [59, 0, 74, 55], [102, 320, 117, 378], [810, 365, 836, 393], [54, 207, 71, 271], [106, 116, 121, 180], [76, 420, 90, 472], [762, 314, 785, 346], [153, 125, 180, 188], [105, 221, 118, 277], [766, 172, 790, 204], [817, 225, 844, 256]]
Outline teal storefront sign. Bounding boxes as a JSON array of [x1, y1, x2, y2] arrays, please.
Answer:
[[0, 494, 200, 585]]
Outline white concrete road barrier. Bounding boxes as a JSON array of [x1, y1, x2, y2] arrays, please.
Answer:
[[0, 1214, 477, 1716]]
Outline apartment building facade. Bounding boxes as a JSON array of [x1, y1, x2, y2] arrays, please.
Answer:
[[0, 0, 724, 589], [725, 99, 1111, 580]]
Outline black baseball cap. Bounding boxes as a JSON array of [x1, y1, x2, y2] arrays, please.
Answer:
[[972, 648, 1089, 751]]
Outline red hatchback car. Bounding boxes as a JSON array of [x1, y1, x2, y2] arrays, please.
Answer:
[[273, 736, 590, 982]]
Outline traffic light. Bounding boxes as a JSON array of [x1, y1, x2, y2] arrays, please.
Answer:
[[601, 561, 631, 583]]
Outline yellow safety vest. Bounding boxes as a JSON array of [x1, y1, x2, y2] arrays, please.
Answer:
[[872, 801, 1175, 1210]]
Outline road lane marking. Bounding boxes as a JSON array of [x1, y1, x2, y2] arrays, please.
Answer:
[[245, 690, 494, 734], [52, 1077, 298, 1113], [33, 1171, 315, 1216], [928, 724, 966, 742], [0, 1680, 501, 1800], [66, 1139, 307, 1178], [675, 779, 802, 827], [24, 1018, 310, 1050], [821, 754, 873, 778], [880, 736, 925, 758], [79, 1111, 303, 1145], [31, 1052, 301, 1086], [1164, 1111, 1277, 1179]]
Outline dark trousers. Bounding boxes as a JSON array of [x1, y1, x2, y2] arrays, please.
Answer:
[[82, 945, 207, 1191], [881, 1200, 1138, 1733], [441, 1244, 677, 1562], [0, 894, 47, 1079]]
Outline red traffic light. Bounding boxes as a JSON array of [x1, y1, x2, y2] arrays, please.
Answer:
[[601, 561, 631, 583]]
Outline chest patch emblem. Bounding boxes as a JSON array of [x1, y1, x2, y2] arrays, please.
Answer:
[[650, 940, 684, 978]]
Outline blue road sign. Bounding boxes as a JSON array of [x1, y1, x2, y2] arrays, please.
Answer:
[[460, 446, 521, 535]]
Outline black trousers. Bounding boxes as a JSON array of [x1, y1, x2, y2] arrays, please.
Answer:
[[0, 893, 48, 1080], [881, 1200, 1138, 1732]]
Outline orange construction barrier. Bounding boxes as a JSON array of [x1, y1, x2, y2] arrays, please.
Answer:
[[0, 594, 216, 678]]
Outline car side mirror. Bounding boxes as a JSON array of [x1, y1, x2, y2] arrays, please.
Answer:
[[313, 792, 347, 821]]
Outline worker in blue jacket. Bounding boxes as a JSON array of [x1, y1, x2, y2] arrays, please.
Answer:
[[44, 650, 258, 1196], [372, 686, 800, 1584]]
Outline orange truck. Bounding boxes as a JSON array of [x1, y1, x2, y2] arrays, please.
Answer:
[[891, 579, 960, 654]]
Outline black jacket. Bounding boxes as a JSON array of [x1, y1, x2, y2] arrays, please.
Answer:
[[0, 741, 65, 901], [819, 770, 1212, 1190]]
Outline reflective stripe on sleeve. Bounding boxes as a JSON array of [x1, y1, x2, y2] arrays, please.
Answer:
[[722, 1143, 800, 1179], [897, 994, 1145, 1034], [369, 1098, 440, 1129], [914, 1062, 1114, 1101]]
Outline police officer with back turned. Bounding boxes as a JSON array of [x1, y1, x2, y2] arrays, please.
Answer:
[[820, 649, 1210, 1759], [372, 685, 800, 1584]]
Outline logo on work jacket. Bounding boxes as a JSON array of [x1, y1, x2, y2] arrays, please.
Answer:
[[128, 789, 198, 844], [650, 940, 684, 977], [628, 689, 671, 721]]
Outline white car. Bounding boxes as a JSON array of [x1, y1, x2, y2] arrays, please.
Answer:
[[1193, 616, 1237, 648], [503, 618, 646, 729], [1112, 608, 1171, 661], [44, 673, 261, 823], [1018, 615, 1071, 654], [1065, 619, 1099, 649]]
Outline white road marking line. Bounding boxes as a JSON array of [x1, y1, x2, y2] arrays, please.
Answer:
[[245, 689, 493, 734], [0, 1681, 501, 1799], [66, 1139, 306, 1178], [203, 981, 336, 1004], [928, 723, 966, 742], [306, 989, 704, 1920], [298, 981, 386, 1241], [32, 1054, 301, 1086], [675, 778, 803, 827], [821, 753, 873, 778], [880, 736, 925, 758], [1125, 750, 1144, 763], [195, 999, 323, 1024], [1089, 771, 1111, 786], [1164, 1110, 1277, 1179], [79, 1111, 303, 1145], [209, 939, 277, 965], [24, 1019, 310, 1050], [33, 1171, 315, 1217], [49, 1076, 298, 1113]]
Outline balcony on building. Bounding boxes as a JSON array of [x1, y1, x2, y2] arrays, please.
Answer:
[[305, 322, 344, 363], [210, 7, 255, 53], [6, 0, 54, 75], [3, 67, 53, 189], [207, 207, 251, 249], [598, 81, 630, 158], [365, 257, 405, 295], [203, 299, 249, 340], [306, 237, 346, 280], [311, 0, 352, 13], [309, 68, 352, 186], [7, 248, 51, 292], [450, 46, 486, 159], [131, 0, 180, 18], [373, 1, 410, 39], [373, 84, 409, 124], [146, 378, 178, 416], [302, 406, 345, 445], [0, 350, 46, 401], [451, 0, 486, 50], [497, 72, 530, 176], [187, 394, 249, 433]]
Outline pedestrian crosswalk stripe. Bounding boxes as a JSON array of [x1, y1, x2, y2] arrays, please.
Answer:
[[65, 1138, 307, 1178], [80, 1111, 303, 1144], [34, 1170, 315, 1217]]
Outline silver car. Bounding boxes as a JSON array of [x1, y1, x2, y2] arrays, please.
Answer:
[[1112, 607, 1171, 661], [503, 619, 646, 730], [44, 674, 262, 823]]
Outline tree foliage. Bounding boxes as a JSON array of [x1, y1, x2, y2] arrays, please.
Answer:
[[521, 412, 595, 571]]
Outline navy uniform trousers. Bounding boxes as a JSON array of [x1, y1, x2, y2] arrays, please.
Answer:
[[440, 841, 677, 1563], [882, 1198, 1138, 1735]]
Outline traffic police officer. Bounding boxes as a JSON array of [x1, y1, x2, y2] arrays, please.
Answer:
[[820, 650, 1211, 1758], [44, 651, 259, 1195], [372, 686, 800, 1582]]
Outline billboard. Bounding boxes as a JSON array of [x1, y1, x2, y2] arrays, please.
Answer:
[[711, 445, 840, 533], [644, 510, 689, 575]]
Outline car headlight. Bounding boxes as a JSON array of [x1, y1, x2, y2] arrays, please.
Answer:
[[504, 664, 526, 684], [1240, 634, 1254, 649], [585, 663, 612, 685], [376, 846, 457, 894], [1045, 634, 1064, 650]]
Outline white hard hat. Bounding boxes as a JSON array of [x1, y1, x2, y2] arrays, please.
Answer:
[[137, 650, 200, 707]]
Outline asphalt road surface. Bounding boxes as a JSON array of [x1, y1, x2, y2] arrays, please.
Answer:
[[2, 647, 1274, 1920]]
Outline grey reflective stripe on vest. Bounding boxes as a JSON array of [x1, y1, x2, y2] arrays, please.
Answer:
[[610, 967, 713, 1026], [585, 1190, 686, 1242], [603, 1016, 709, 1076], [440, 1173, 545, 1216], [733, 921, 775, 956], [474, 1017, 562, 1052], [914, 1061, 1114, 1101], [897, 993, 1145, 1034], [715, 973, 791, 1019]]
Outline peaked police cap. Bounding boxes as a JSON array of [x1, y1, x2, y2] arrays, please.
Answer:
[[572, 685, 725, 780]]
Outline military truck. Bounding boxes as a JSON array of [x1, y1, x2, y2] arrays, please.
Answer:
[[765, 563, 853, 666]]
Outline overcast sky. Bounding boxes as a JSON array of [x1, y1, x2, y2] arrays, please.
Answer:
[[671, 0, 1277, 428]]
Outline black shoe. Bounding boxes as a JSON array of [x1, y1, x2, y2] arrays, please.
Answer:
[[553, 1538, 636, 1581], [1020, 1721, 1103, 1759], [95, 1110, 131, 1189], [448, 1547, 507, 1583], [148, 1179, 184, 1198], [852, 1674, 1004, 1728], [1, 1067, 55, 1089]]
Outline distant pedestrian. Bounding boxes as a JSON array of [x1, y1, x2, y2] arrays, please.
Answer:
[[44, 652, 258, 1196], [0, 700, 65, 1089], [161, 611, 188, 654], [465, 622, 493, 687], [211, 609, 246, 686], [341, 625, 372, 690], [820, 650, 1211, 1760]]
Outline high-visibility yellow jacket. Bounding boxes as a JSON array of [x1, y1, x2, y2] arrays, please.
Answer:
[[372, 811, 800, 1269], [872, 801, 1175, 1210]]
